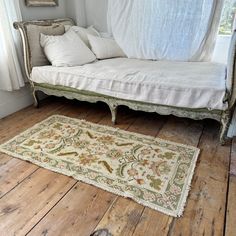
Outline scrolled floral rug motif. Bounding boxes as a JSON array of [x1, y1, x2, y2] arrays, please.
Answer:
[[0, 115, 200, 217]]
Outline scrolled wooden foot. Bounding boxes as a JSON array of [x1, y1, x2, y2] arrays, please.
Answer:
[[32, 89, 39, 108], [109, 104, 118, 124], [220, 111, 231, 145]]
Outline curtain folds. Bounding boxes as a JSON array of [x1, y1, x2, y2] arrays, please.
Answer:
[[0, 0, 25, 91], [108, 0, 224, 61]]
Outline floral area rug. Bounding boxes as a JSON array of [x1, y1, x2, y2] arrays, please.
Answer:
[[0, 115, 200, 217]]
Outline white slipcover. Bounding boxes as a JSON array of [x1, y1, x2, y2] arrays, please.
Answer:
[[31, 58, 227, 110]]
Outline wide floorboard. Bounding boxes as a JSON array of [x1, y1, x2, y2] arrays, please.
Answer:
[[0, 97, 235, 236]]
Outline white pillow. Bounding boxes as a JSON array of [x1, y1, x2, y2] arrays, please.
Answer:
[[65, 25, 100, 48], [88, 34, 126, 59], [40, 29, 96, 67], [99, 32, 113, 39]]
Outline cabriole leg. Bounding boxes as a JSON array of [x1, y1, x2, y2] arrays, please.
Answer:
[[109, 104, 118, 124], [220, 112, 231, 145], [32, 89, 39, 108]]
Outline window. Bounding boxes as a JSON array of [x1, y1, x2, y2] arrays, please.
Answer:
[[213, 0, 236, 63], [219, 0, 236, 35]]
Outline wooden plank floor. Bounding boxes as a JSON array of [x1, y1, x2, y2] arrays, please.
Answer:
[[0, 97, 235, 236]]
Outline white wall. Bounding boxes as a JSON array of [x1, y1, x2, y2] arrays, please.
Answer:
[[19, 0, 87, 23], [19, 0, 67, 20], [0, 85, 33, 119], [85, 0, 108, 31], [65, 0, 86, 26]]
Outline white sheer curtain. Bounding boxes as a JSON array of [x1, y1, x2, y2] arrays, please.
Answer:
[[0, 0, 25, 91], [108, 0, 224, 61]]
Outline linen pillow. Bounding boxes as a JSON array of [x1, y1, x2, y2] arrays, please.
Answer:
[[87, 34, 126, 59], [26, 24, 65, 67], [40, 29, 96, 67], [65, 25, 100, 48], [99, 32, 113, 39]]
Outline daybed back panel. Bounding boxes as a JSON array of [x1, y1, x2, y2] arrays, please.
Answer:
[[14, 18, 74, 78], [27, 24, 65, 67], [26, 19, 74, 68]]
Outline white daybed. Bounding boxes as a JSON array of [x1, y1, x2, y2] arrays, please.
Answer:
[[14, 18, 236, 144]]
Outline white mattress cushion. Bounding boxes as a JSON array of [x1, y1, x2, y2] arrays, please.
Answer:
[[31, 58, 227, 110]]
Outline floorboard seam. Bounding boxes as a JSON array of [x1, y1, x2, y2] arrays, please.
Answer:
[[90, 196, 119, 235], [25, 180, 79, 235], [0, 167, 40, 200], [130, 206, 146, 236]]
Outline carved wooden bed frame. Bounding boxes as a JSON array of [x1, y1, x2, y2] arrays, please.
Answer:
[[13, 18, 236, 144]]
